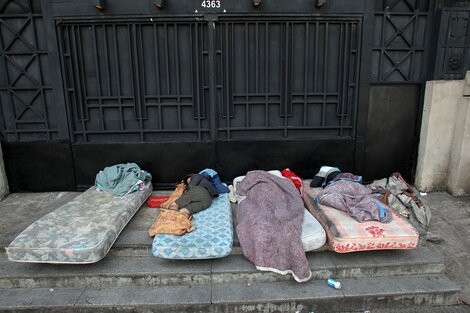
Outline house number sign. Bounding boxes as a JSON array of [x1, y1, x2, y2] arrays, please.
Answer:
[[201, 0, 221, 9]]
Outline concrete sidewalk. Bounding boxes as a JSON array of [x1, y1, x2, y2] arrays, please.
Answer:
[[420, 191, 470, 305], [0, 189, 469, 310]]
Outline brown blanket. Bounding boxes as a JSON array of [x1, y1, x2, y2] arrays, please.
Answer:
[[235, 170, 311, 282]]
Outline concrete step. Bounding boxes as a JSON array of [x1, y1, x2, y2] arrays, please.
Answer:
[[361, 305, 470, 313], [0, 274, 459, 313], [0, 247, 444, 288]]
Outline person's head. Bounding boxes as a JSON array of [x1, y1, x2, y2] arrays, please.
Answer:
[[182, 174, 193, 186]]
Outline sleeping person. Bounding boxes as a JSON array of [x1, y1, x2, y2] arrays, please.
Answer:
[[168, 173, 219, 217]]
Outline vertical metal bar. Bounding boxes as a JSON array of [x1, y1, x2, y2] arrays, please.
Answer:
[[245, 22, 249, 127], [229, 22, 235, 139], [303, 22, 310, 128], [337, 22, 344, 117], [153, 23, 163, 129], [174, 23, 182, 129], [255, 22, 259, 93], [225, 22, 231, 138], [63, 25, 80, 141], [112, 25, 124, 131], [102, 25, 111, 96], [192, 23, 200, 121], [265, 22, 269, 128], [314, 22, 319, 93], [410, 12, 417, 81], [31, 13, 51, 139], [189, 23, 200, 140], [71, 25, 88, 141], [164, 23, 171, 95], [131, 24, 144, 141], [352, 21, 361, 136], [200, 23, 206, 118], [322, 22, 329, 127], [340, 23, 349, 137], [92, 25, 104, 131], [92, 26, 102, 98], [138, 22, 147, 120], [207, 16, 217, 141], [345, 22, 353, 118], [283, 22, 291, 138], [280, 21, 284, 120], [379, 10, 385, 81]]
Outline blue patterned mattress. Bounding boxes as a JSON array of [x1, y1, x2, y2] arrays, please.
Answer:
[[5, 184, 152, 264], [151, 193, 233, 259]]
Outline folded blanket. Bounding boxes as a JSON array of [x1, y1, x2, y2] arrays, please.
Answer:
[[236, 170, 311, 282]]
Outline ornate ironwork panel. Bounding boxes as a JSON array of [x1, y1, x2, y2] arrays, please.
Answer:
[[435, 7, 470, 80], [0, 0, 59, 141], [215, 17, 361, 140], [59, 19, 210, 143], [372, 0, 430, 82]]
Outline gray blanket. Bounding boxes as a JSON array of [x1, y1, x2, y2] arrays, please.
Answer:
[[235, 170, 311, 282], [318, 180, 392, 223]]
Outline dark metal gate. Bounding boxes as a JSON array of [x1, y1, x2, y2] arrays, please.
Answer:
[[215, 18, 360, 140], [58, 16, 361, 143], [59, 19, 211, 143]]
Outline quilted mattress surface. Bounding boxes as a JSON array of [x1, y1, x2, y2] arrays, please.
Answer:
[[301, 208, 327, 251], [5, 184, 152, 264], [151, 193, 233, 259], [302, 184, 419, 253]]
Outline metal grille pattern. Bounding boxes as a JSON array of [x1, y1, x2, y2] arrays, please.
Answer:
[[435, 7, 470, 80], [60, 20, 210, 143], [0, 0, 58, 141], [372, 0, 430, 82], [215, 18, 361, 140]]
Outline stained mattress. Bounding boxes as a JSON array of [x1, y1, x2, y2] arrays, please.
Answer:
[[302, 184, 419, 253], [151, 193, 233, 259], [301, 209, 327, 251], [5, 184, 152, 264]]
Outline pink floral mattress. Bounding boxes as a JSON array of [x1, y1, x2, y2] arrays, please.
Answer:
[[302, 185, 419, 253]]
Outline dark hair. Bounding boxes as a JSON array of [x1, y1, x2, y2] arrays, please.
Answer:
[[182, 174, 193, 185]]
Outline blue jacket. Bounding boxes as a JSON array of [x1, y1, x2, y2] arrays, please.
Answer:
[[199, 168, 229, 194]]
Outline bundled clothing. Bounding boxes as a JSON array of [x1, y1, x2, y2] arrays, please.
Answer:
[[95, 163, 151, 196], [236, 170, 311, 283], [317, 179, 392, 223], [199, 168, 230, 194], [369, 172, 431, 236], [281, 168, 303, 194], [310, 166, 340, 187]]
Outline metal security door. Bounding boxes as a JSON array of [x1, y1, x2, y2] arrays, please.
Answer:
[[215, 17, 361, 140], [59, 18, 210, 143], [59, 16, 361, 143]]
